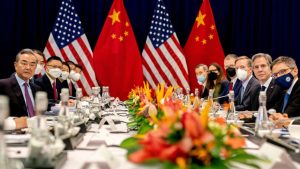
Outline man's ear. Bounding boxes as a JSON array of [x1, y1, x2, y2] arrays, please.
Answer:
[[292, 67, 298, 77]]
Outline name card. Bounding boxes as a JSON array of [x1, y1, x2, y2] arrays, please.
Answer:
[[256, 142, 297, 169]]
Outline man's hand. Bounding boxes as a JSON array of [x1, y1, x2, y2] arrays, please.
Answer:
[[269, 113, 291, 128], [68, 99, 76, 107], [238, 111, 253, 119], [14, 117, 28, 129]]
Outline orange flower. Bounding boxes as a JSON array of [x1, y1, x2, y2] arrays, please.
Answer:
[[215, 117, 226, 125], [128, 149, 152, 163], [181, 112, 204, 139], [176, 157, 187, 169], [226, 136, 245, 149]]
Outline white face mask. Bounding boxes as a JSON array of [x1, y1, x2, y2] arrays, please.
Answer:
[[69, 70, 76, 78], [71, 73, 81, 81], [236, 68, 248, 81], [60, 71, 69, 80], [49, 68, 62, 79], [35, 64, 43, 75]]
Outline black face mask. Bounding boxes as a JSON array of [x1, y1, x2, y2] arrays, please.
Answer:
[[226, 67, 236, 78], [208, 72, 218, 81]]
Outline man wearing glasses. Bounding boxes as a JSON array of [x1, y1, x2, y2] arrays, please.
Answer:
[[35, 56, 63, 104], [271, 56, 300, 117], [0, 49, 41, 130]]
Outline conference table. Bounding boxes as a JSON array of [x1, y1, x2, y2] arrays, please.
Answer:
[[5, 110, 300, 169]]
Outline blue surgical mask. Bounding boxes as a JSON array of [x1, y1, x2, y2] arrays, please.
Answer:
[[275, 73, 294, 90], [197, 75, 206, 84]]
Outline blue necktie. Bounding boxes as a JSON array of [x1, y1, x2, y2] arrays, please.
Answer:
[[261, 86, 266, 91], [282, 93, 290, 112], [240, 86, 245, 101]]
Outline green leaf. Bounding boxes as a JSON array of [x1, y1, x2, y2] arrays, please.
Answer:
[[166, 128, 184, 144], [120, 137, 141, 154], [138, 122, 153, 134], [162, 161, 180, 169]]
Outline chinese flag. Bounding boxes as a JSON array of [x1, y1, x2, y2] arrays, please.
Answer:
[[93, 0, 143, 100], [184, 0, 224, 92]]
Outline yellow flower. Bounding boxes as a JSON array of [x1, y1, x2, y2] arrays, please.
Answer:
[[200, 100, 212, 128], [143, 82, 153, 102], [176, 157, 187, 169], [156, 83, 165, 104]]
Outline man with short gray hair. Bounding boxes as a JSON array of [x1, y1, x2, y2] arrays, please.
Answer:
[[252, 53, 283, 110], [271, 56, 300, 117], [0, 49, 42, 130]]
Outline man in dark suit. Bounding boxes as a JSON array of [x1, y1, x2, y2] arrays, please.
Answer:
[[0, 49, 41, 118], [224, 54, 242, 97], [252, 53, 284, 110], [194, 64, 209, 98], [35, 56, 63, 106], [234, 56, 260, 111], [272, 56, 300, 117]]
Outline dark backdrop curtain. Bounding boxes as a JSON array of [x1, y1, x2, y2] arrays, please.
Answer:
[[0, 0, 299, 78]]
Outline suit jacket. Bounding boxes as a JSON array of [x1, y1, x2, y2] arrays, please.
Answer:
[[265, 78, 284, 110], [34, 74, 61, 109], [0, 75, 41, 117], [235, 76, 261, 111], [215, 80, 230, 104], [56, 80, 76, 98], [273, 79, 300, 117], [233, 79, 242, 98]]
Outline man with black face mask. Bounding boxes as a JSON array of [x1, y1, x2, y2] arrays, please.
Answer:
[[224, 54, 242, 97], [271, 56, 300, 117]]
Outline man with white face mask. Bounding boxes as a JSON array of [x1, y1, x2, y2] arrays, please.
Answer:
[[57, 62, 72, 96], [66, 61, 81, 97], [234, 56, 260, 111], [32, 49, 45, 77], [35, 56, 63, 103], [195, 64, 209, 98]]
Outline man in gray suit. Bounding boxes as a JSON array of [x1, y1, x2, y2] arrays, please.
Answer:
[[234, 56, 260, 111]]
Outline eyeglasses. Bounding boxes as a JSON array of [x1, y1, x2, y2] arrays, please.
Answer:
[[47, 64, 62, 69], [272, 68, 292, 78]]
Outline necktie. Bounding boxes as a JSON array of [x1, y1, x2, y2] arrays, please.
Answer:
[[69, 81, 72, 96], [282, 93, 290, 112], [229, 82, 233, 91], [53, 81, 58, 100], [261, 86, 266, 91], [23, 82, 35, 117], [240, 86, 245, 101]]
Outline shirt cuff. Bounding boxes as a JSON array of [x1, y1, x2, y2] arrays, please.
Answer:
[[4, 117, 16, 130]]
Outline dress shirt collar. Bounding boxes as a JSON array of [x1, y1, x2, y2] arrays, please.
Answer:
[[287, 78, 298, 95], [15, 73, 29, 86], [242, 75, 252, 89], [262, 76, 273, 90]]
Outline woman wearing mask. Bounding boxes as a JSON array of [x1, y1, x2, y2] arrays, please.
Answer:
[[207, 63, 230, 104]]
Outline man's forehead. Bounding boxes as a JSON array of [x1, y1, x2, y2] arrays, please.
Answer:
[[20, 54, 36, 60]]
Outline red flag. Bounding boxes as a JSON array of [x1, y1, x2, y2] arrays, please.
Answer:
[[142, 0, 189, 90], [93, 0, 143, 100], [44, 0, 99, 96], [184, 0, 224, 92]]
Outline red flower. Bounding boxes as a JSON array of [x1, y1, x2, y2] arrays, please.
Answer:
[[181, 112, 204, 139]]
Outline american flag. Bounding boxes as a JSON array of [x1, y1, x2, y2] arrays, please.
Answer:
[[44, 0, 98, 95], [142, 0, 189, 90]]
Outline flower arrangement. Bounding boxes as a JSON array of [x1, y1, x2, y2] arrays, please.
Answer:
[[125, 83, 173, 134], [121, 88, 263, 169]]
